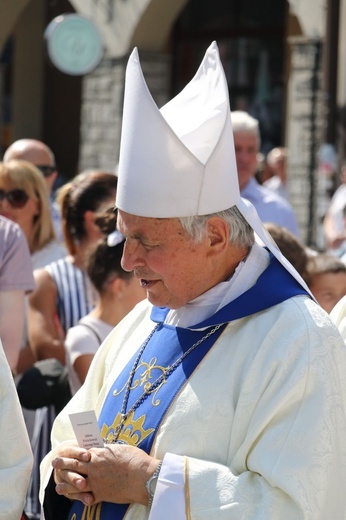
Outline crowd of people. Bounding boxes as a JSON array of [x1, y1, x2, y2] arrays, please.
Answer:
[[2, 41, 346, 520]]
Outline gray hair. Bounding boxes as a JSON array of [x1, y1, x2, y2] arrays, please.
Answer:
[[231, 110, 261, 147], [179, 206, 255, 248]]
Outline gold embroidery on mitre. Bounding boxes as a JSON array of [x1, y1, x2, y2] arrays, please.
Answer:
[[100, 411, 154, 446], [113, 357, 169, 406]]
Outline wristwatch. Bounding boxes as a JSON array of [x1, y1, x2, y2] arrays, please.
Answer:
[[146, 461, 163, 508]]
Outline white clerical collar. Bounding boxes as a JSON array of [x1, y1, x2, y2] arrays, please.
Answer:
[[165, 243, 270, 328]]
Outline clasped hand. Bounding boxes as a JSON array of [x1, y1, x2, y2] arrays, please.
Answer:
[[52, 443, 159, 507]]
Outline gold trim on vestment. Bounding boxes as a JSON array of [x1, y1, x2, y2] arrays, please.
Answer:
[[184, 456, 191, 520]]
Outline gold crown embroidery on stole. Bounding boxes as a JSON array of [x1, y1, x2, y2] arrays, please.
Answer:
[[101, 411, 154, 446]]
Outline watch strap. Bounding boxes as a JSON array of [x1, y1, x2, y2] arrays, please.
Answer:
[[146, 460, 163, 509]]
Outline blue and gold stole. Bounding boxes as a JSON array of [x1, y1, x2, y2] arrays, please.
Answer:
[[68, 255, 309, 520]]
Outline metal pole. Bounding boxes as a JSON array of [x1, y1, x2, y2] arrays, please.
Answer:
[[323, 0, 340, 145], [307, 41, 321, 246]]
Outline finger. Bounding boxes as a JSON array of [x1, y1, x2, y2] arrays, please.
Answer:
[[55, 474, 90, 495], [55, 469, 89, 492], [67, 491, 96, 506], [56, 485, 95, 506], [56, 445, 91, 461], [52, 456, 90, 477]]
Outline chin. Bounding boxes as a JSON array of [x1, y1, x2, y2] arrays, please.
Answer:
[[147, 294, 166, 308], [147, 294, 184, 310]]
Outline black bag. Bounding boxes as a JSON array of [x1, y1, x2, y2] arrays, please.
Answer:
[[17, 358, 72, 414]]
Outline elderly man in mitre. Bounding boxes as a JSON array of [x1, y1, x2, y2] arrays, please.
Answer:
[[40, 42, 346, 520]]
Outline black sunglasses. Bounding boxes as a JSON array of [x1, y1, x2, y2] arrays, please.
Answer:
[[36, 165, 56, 177], [0, 188, 29, 208]]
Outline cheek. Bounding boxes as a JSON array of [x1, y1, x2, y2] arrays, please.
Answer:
[[147, 238, 201, 283], [5, 209, 21, 223], [24, 200, 40, 220], [146, 247, 181, 275], [26, 209, 39, 223], [163, 250, 200, 287], [249, 154, 258, 166]]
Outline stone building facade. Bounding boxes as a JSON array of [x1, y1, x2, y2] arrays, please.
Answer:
[[1, 0, 345, 246]]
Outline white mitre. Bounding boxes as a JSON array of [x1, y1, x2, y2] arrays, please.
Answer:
[[116, 41, 312, 296]]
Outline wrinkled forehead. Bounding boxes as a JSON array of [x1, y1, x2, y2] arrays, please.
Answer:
[[117, 209, 180, 237], [233, 131, 259, 146]]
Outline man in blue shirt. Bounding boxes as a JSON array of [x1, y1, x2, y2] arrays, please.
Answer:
[[231, 111, 300, 237]]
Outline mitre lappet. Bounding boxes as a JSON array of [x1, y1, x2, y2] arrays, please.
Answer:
[[116, 41, 311, 295]]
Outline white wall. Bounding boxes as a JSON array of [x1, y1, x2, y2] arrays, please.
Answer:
[[69, 0, 188, 57], [337, 0, 346, 107], [287, 0, 325, 38], [70, 0, 152, 57]]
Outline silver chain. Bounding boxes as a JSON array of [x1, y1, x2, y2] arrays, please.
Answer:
[[104, 322, 223, 443]]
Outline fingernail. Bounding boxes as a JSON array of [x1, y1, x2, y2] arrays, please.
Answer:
[[81, 452, 90, 461]]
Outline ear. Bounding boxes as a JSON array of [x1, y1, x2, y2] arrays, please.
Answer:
[[48, 171, 58, 187], [108, 277, 126, 297], [84, 210, 99, 233], [205, 217, 229, 256]]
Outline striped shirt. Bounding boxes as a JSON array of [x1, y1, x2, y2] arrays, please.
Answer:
[[46, 257, 95, 333]]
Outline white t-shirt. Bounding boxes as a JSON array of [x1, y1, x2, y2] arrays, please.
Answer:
[[65, 315, 113, 394]]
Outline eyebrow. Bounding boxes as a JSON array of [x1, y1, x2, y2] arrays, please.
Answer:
[[132, 232, 147, 242], [117, 225, 147, 243]]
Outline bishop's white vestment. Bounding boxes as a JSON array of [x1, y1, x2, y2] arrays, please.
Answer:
[[0, 341, 33, 518], [40, 250, 346, 520]]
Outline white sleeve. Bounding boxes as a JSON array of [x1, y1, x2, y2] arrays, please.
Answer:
[[149, 452, 185, 520], [65, 324, 100, 366], [0, 340, 33, 517]]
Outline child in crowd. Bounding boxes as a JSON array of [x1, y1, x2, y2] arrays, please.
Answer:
[[64, 210, 145, 394], [265, 223, 309, 281], [306, 253, 346, 313]]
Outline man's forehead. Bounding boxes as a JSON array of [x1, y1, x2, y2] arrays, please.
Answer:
[[234, 132, 258, 143], [117, 210, 178, 235], [9, 147, 53, 166], [27, 148, 54, 166]]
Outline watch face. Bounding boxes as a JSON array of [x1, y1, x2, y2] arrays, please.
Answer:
[[45, 13, 104, 76], [148, 474, 159, 495]]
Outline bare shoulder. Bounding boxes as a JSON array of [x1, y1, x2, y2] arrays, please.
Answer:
[[29, 267, 57, 303]]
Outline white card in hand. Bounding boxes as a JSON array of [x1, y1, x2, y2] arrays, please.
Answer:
[[69, 410, 104, 449]]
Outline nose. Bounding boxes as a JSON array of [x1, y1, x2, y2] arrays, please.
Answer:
[[236, 149, 249, 163], [121, 240, 145, 272], [0, 198, 10, 209]]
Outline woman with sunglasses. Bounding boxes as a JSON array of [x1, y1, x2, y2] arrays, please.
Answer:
[[0, 159, 66, 374], [4, 138, 64, 243]]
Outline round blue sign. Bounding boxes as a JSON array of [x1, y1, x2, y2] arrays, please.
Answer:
[[45, 14, 104, 76]]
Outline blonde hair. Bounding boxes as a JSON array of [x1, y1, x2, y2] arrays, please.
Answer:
[[0, 159, 55, 252]]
